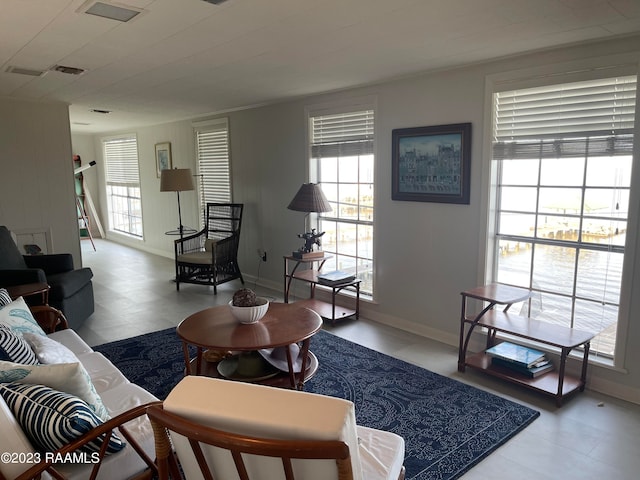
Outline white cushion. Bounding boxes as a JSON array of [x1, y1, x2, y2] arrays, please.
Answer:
[[0, 360, 109, 421], [56, 417, 156, 480], [177, 251, 213, 265], [76, 352, 130, 394], [47, 329, 93, 356], [23, 332, 79, 364], [356, 426, 405, 480], [53, 383, 159, 480], [165, 376, 365, 480], [0, 297, 47, 337], [100, 382, 159, 417]]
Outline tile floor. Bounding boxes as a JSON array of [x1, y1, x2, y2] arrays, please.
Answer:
[[78, 239, 640, 480]]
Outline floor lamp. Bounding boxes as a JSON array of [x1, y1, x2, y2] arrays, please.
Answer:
[[160, 168, 195, 240]]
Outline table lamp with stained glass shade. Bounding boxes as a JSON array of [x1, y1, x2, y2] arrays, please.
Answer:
[[287, 183, 332, 259]]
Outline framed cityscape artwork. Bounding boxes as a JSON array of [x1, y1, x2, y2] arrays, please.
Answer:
[[392, 123, 471, 204]]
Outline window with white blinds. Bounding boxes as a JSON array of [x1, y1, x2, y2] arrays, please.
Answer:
[[103, 136, 143, 238], [104, 137, 140, 185], [310, 109, 375, 297], [493, 76, 636, 158], [195, 119, 232, 226], [491, 75, 637, 360], [311, 110, 374, 157]]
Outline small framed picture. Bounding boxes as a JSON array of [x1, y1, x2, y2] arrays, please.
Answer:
[[392, 123, 471, 204], [155, 142, 172, 178]]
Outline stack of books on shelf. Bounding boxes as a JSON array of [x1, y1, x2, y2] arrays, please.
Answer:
[[317, 270, 356, 286], [485, 341, 553, 378]]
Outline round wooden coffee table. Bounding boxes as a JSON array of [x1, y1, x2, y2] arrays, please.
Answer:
[[176, 302, 322, 390]]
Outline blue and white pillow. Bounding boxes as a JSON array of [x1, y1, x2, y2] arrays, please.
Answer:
[[0, 297, 46, 337], [0, 289, 11, 308], [0, 383, 125, 454], [0, 325, 39, 365]]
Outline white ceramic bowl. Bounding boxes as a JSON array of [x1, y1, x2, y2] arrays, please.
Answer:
[[228, 297, 269, 324]]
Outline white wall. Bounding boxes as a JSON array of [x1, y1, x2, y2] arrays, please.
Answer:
[[0, 98, 81, 264], [85, 123, 200, 256], [87, 34, 640, 403]]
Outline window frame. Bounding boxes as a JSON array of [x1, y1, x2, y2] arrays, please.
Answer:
[[102, 134, 144, 239], [482, 64, 640, 369], [306, 101, 377, 298]]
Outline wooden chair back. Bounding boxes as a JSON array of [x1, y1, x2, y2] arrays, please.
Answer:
[[147, 404, 355, 480]]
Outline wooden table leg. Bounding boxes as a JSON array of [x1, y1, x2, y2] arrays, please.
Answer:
[[297, 339, 312, 391], [182, 342, 193, 375], [579, 341, 590, 391], [556, 347, 570, 407]]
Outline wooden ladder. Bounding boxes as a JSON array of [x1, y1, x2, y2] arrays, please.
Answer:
[[76, 196, 96, 251]]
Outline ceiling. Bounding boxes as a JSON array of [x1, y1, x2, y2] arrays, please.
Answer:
[[2, 0, 640, 134]]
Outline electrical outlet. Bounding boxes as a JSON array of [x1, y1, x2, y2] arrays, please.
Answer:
[[257, 249, 267, 262]]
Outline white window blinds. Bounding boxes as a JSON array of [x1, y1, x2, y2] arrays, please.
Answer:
[[104, 136, 139, 185], [493, 76, 637, 159], [196, 121, 231, 204], [311, 110, 374, 157]]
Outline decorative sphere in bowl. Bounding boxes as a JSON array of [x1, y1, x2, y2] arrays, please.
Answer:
[[228, 297, 269, 324]]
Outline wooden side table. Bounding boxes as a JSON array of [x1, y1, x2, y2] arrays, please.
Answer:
[[6, 282, 50, 305], [283, 255, 360, 324], [459, 284, 595, 406]]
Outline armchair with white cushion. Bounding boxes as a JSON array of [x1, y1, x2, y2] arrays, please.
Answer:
[[147, 376, 405, 480]]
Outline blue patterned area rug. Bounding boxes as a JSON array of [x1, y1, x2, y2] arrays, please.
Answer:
[[95, 328, 539, 480]]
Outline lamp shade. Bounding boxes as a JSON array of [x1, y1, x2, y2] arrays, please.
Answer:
[[287, 183, 331, 213], [160, 168, 194, 192]]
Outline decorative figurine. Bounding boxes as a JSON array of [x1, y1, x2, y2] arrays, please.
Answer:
[[297, 229, 325, 253]]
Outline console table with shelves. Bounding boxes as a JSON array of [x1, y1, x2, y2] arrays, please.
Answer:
[[458, 284, 595, 406], [283, 254, 360, 325]]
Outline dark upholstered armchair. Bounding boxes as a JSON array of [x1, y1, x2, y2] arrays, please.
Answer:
[[0, 226, 94, 330], [174, 203, 244, 293]]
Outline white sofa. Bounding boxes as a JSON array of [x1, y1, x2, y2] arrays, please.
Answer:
[[0, 297, 159, 480]]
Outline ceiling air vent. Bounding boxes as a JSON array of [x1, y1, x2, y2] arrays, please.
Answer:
[[51, 65, 86, 75], [81, 1, 142, 22], [5, 66, 46, 77]]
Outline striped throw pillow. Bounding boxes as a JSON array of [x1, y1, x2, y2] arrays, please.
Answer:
[[0, 325, 38, 365], [0, 360, 109, 421], [0, 289, 11, 307], [0, 383, 125, 454]]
